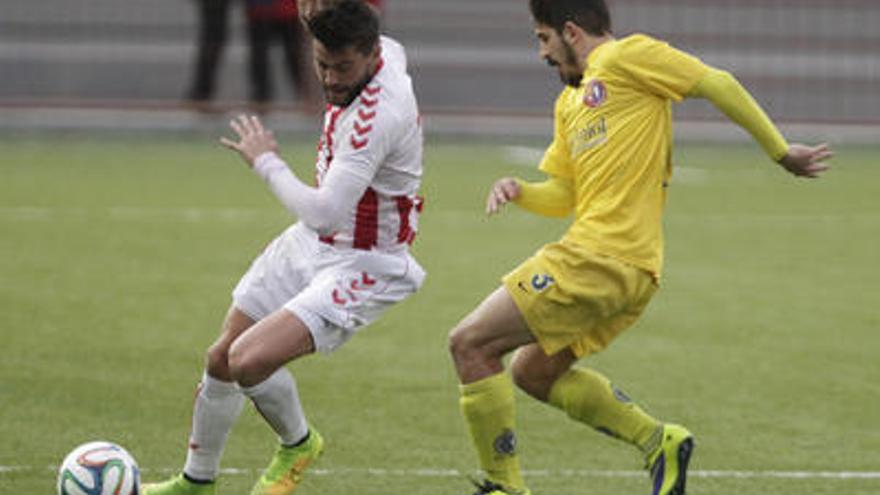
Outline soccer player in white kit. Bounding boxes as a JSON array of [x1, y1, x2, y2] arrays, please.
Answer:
[[143, 3, 425, 495]]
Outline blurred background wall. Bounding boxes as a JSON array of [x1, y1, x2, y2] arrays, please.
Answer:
[[1, 0, 877, 139]]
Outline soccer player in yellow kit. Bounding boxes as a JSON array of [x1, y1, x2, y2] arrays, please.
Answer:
[[448, 1, 832, 495]]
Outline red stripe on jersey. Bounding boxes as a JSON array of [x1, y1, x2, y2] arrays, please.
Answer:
[[374, 57, 385, 76], [395, 196, 413, 244], [353, 188, 379, 250], [325, 107, 345, 162], [316, 106, 345, 244], [316, 107, 345, 186], [358, 108, 377, 121]]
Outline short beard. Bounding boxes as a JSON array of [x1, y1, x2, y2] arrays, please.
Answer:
[[560, 41, 582, 88], [327, 70, 374, 108]]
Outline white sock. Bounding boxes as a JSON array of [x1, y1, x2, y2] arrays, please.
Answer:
[[240, 368, 309, 446], [183, 372, 245, 481]]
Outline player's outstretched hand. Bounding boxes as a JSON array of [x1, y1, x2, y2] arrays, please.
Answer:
[[778, 143, 832, 178], [220, 114, 279, 166], [486, 177, 521, 216]]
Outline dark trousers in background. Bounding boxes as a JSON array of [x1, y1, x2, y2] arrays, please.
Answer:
[[188, 0, 233, 101], [246, 18, 312, 105]]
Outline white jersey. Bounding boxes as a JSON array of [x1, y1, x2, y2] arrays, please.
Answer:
[[235, 37, 426, 353], [314, 36, 423, 252]]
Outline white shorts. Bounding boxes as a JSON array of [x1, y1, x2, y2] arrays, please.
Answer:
[[232, 223, 426, 353]]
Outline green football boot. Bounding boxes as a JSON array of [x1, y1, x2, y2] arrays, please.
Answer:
[[249, 429, 325, 495], [142, 474, 216, 495], [646, 424, 695, 495]]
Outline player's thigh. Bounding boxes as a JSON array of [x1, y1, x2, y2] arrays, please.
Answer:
[[227, 307, 315, 386], [232, 223, 319, 324], [450, 286, 536, 360], [284, 250, 425, 354]]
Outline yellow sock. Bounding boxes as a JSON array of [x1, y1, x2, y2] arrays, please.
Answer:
[[459, 372, 526, 491], [549, 367, 662, 455]]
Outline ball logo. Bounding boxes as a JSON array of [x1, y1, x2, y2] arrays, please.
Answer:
[[583, 78, 607, 108]]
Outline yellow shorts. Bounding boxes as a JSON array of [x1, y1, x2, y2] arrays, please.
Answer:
[[503, 240, 657, 358]]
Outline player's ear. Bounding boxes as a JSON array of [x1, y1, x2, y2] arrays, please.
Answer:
[[561, 20, 581, 45]]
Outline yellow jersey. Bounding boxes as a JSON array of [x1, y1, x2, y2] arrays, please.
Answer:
[[539, 34, 709, 276]]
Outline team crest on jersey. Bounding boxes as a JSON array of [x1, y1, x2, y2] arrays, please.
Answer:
[[583, 78, 607, 108]]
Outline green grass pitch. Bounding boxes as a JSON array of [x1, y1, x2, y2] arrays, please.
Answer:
[[0, 135, 877, 494]]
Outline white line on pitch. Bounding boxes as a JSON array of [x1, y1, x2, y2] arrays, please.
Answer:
[[8, 465, 880, 480]]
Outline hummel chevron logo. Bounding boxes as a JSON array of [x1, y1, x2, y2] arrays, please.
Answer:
[[354, 121, 373, 136], [360, 96, 379, 108], [332, 289, 358, 305], [351, 135, 369, 150], [358, 108, 377, 121], [349, 272, 377, 290], [364, 85, 381, 96]]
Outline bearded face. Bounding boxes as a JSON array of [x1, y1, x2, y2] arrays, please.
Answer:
[[313, 41, 380, 106], [535, 24, 584, 88]]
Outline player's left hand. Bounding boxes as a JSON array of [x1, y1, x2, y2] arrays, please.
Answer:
[[778, 143, 832, 178], [220, 114, 279, 166]]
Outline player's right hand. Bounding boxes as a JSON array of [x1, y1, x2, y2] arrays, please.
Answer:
[[486, 177, 521, 216], [220, 114, 279, 166]]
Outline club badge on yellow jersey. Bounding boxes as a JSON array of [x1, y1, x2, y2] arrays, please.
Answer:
[[583, 78, 608, 108], [569, 78, 611, 156]]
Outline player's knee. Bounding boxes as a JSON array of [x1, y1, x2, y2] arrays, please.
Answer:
[[509, 354, 529, 388], [510, 354, 545, 401], [448, 322, 479, 362], [205, 341, 230, 375], [227, 342, 264, 387], [510, 349, 560, 402]]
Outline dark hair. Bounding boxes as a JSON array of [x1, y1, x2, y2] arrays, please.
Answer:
[[307, 0, 380, 54], [529, 0, 611, 36]]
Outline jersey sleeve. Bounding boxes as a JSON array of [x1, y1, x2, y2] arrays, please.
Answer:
[[538, 90, 574, 179], [253, 151, 367, 235], [613, 34, 709, 101], [290, 94, 400, 233], [513, 176, 574, 218], [689, 68, 789, 161]]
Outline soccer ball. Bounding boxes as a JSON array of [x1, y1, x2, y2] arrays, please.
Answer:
[[57, 441, 141, 495]]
